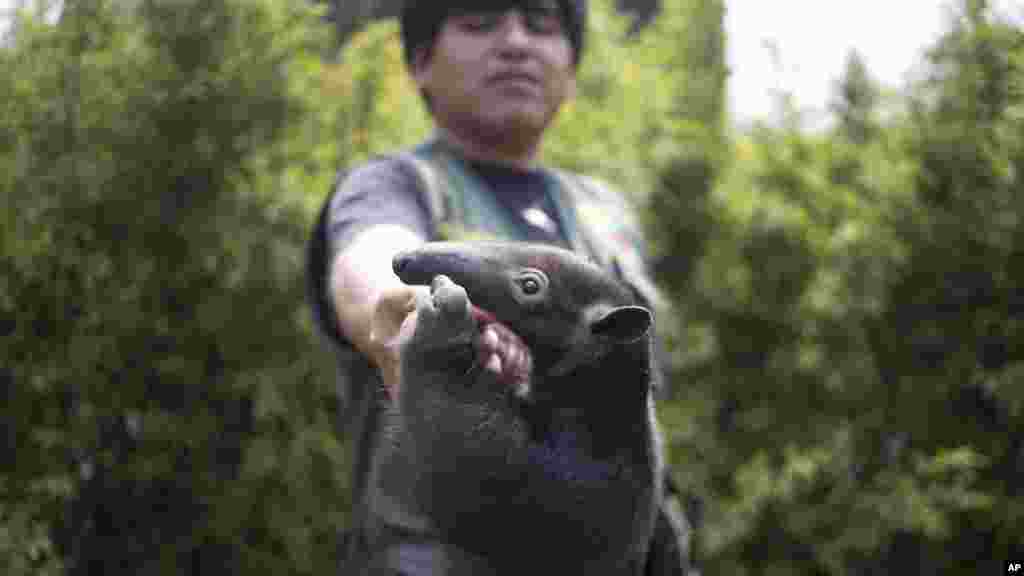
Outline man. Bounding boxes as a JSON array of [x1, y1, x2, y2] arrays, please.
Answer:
[[306, 0, 693, 572]]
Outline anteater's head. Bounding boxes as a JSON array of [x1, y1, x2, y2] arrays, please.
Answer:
[[393, 241, 652, 376]]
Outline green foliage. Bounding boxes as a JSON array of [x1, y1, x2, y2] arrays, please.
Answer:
[[331, 18, 432, 168], [646, 1, 1023, 573], [830, 51, 880, 146], [544, 0, 657, 189], [1, 1, 345, 574]]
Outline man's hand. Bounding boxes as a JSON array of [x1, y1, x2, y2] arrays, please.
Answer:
[[369, 284, 532, 400], [477, 320, 533, 395], [368, 285, 423, 399]]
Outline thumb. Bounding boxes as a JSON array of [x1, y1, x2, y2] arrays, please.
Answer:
[[370, 285, 424, 401], [370, 285, 423, 352]]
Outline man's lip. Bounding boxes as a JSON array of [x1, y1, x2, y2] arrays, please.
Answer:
[[489, 73, 540, 86]]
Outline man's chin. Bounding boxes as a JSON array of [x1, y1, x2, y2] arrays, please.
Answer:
[[476, 112, 551, 145]]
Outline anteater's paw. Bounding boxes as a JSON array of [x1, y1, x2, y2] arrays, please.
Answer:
[[409, 275, 530, 402], [412, 275, 476, 347]]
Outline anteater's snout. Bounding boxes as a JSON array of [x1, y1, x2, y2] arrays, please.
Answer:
[[393, 247, 470, 286], [393, 244, 481, 287], [392, 251, 414, 277]]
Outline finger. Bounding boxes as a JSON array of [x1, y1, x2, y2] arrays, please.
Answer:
[[485, 353, 503, 374], [505, 346, 523, 372], [475, 326, 494, 363], [372, 290, 410, 336], [481, 326, 500, 351], [489, 322, 511, 344], [378, 287, 411, 317], [496, 324, 526, 353], [499, 332, 524, 363], [395, 308, 419, 344], [514, 350, 531, 380]]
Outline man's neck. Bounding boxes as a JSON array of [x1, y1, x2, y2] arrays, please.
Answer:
[[435, 126, 540, 171]]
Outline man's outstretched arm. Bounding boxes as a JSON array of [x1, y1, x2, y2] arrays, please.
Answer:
[[329, 224, 426, 398]]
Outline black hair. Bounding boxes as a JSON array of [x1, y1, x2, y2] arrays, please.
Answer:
[[399, 0, 587, 70]]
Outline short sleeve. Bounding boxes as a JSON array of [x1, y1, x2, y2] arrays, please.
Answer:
[[325, 157, 436, 257]]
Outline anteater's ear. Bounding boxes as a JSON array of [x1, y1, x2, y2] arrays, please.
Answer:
[[591, 305, 652, 343]]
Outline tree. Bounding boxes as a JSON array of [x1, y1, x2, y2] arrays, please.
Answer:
[[1, 1, 347, 573], [643, 1, 1023, 573], [830, 50, 879, 147], [865, 2, 1024, 570]]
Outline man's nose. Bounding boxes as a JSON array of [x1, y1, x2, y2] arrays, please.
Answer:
[[496, 13, 532, 51]]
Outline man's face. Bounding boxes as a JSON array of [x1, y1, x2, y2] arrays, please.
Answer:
[[411, 1, 577, 149]]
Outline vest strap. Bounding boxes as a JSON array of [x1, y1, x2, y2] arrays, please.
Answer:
[[548, 168, 610, 268], [399, 150, 449, 228]]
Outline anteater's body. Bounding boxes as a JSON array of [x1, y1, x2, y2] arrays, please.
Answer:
[[365, 241, 664, 575]]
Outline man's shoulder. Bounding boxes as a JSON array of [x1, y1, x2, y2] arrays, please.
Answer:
[[327, 151, 429, 219], [334, 153, 416, 194]]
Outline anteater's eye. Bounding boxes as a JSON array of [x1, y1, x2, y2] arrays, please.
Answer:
[[515, 270, 547, 297]]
